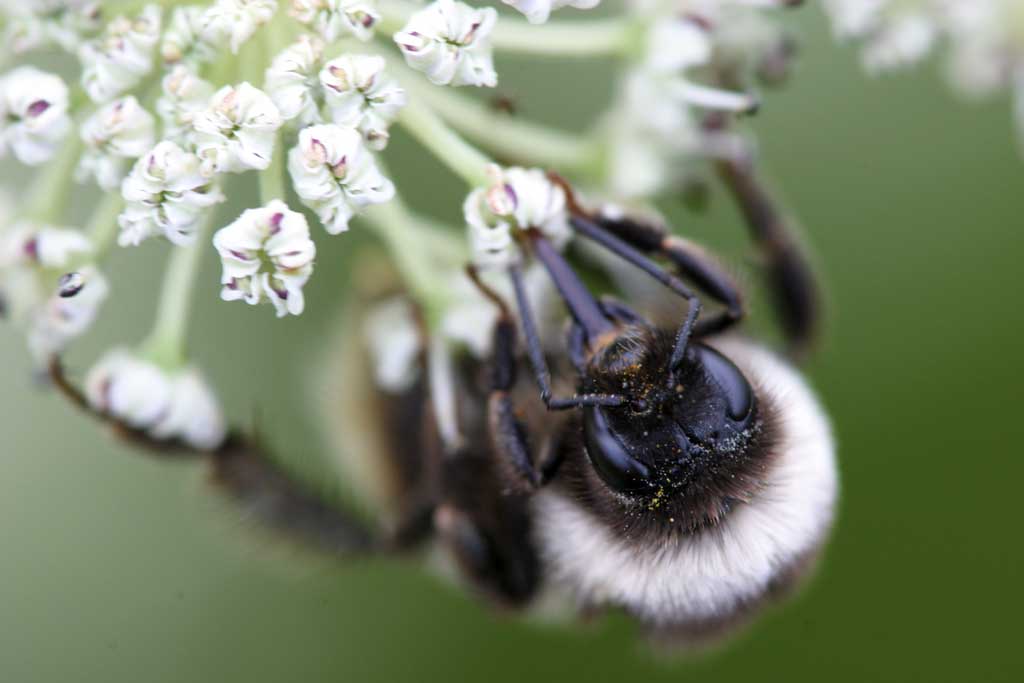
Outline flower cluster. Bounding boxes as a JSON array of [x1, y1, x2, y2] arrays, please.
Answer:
[[0, 0, 814, 447], [5, 0, 1001, 455], [85, 348, 227, 450]]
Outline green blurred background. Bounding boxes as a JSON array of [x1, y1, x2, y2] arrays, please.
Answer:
[[2, 6, 1022, 682]]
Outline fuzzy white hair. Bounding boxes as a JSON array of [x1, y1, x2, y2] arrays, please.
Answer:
[[531, 338, 838, 627]]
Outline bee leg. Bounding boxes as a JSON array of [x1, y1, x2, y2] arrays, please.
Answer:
[[562, 218, 705, 370], [581, 212, 746, 338], [714, 156, 820, 357], [47, 357, 383, 556], [507, 260, 625, 410], [487, 314, 543, 490], [433, 501, 538, 606], [210, 436, 381, 554]]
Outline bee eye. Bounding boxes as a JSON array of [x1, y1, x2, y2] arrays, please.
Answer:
[[695, 345, 754, 422], [582, 406, 652, 495]]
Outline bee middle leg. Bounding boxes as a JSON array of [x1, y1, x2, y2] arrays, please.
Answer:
[[576, 211, 746, 338]]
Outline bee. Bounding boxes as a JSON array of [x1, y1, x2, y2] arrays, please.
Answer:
[[48, 163, 835, 648], [323, 169, 837, 645]]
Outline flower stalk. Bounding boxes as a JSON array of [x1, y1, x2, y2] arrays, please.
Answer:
[[140, 216, 214, 370]]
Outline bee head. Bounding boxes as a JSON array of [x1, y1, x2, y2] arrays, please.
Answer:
[[579, 324, 764, 529]]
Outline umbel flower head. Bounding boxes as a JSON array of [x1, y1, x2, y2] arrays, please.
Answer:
[[77, 96, 157, 190], [85, 348, 227, 450], [264, 34, 327, 127], [394, 0, 498, 87], [0, 66, 71, 166], [119, 141, 225, 247], [288, 123, 395, 234], [213, 200, 317, 317], [290, 0, 380, 42], [320, 54, 407, 150], [192, 82, 284, 175], [78, 4, 162, 103], [0, 222, 108, 362], [464, 164, 570, 269]]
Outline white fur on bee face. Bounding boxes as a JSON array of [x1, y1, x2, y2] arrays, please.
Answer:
[[531, 338, 838, 627]]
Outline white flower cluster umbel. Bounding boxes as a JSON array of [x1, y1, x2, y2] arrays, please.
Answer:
[[825, 0, 1024, 144], [85, 348, 227, 450], [464, 164, 570, 269]]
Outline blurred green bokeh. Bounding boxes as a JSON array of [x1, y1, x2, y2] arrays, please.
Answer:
[[2, 8, 1021, 683]]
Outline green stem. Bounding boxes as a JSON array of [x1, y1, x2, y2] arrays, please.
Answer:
[[359, 196, 464, 326], [404, 75, 598, 172], [260, 132, 287, 203], [376, 0, 635, 57], [396, 98, 492, 187], [21, 134, 85, 224], [139, 217, 213, 370], [84, 192, 125, 257]]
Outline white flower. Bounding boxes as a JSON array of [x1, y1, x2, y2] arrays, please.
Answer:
[[0, 222, 93, 272], [77, 96, 157, 190], [289, 0, 380, 42], [26, 265, 109, 362], [288, 124, 395, 234], [0, 222, 107, 362], [201, 0, 279, 54], [118, 141, 225, 247], [463, 164, 569, 269], [0, 66, 71, 166], [2, 0, 102, 55], [501, 0, 600, 25], [192, 83, 284, 175], [156, 66, 216, 145], [85, 349, 227, 450], [320, 54, 406, 150], [161, 6, 217, 68], [394, 0, 498, 88], [264, 35, 325, 127], [212, 200, 316, 317], [78, 4, 162, 103]]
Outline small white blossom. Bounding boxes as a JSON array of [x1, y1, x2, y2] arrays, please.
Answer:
[[157, 66, 217, 145], [394, 0, 498, 88], [85, 349, 227, 450], [26, 265, 109, 361], [201, 0, 279, 54], [0, 222, 93, 273], [289, 0, 380, 42], [213, 200, 316, 317], [0, 66, 71, 166], [161, 6, 217, 68], [463, 164, 569, 269], [192, 83, 284, 176], [77, 96, 157, 191], [501, 0, 600, 26], [288, 124, 395, 234], [2, 0, 102, 54], [264, 35, 325, 127], [0, 222, 107, 362], [320, 54, 406, 150], [118, 141, 226, 247], [78, 4, 162, 103]]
